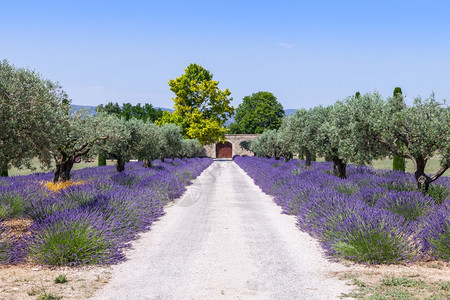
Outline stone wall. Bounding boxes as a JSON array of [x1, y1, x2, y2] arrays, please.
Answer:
[[202, 134, 260, 158]]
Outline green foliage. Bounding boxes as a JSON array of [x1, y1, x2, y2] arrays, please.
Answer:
[[38, 294, 62, 300], [157, 63, 234, 145], [48, 112, 123, 181], [158, 124, 184, 160], [0, 59, 69, 174], [250, 129, 292, 159], [393, 155, 406, 171], [28, 218, 113, 266], [0, 193, 26, 218], [98, 153, 106, 166], [133, 121, 160, 165], [96, 102, 163, 122], [278, 107, 325, 165], [230, 91, 284, 134], [179, 139, 203, 158], [427, 184, 450, 205], [54, 274, 67, 284], [378, 94, 450, 188], [392, 87, 406, 172]]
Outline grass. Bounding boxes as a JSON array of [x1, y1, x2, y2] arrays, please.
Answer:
[[7, 158, 116, 176], [340, 272, 450, 299], [54, 274, 67, 284], [315, 156, 450, 177]]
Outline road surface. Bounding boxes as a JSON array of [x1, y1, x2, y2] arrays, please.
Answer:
[[92, 160, 350, 299]]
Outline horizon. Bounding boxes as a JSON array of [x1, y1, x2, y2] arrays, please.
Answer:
[[2, 1, 450, 109]]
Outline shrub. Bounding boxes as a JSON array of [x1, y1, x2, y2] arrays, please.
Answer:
[[327, 208, 418, 264], [375, 191, 435, 223], [427, 184, 450, 205], [420, 207, 450, 261], [27, 209, 124, 266]]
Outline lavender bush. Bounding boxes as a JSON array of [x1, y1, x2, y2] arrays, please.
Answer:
[[234, 155, 449, 263], [0, 157, 212, 265]]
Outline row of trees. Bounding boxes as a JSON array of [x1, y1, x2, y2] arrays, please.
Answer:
[[95, 102, 163, 122], [0, 60, 202, 182], [250, 91, 450, 192]]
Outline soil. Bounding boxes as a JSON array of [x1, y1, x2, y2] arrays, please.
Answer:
[[0, 264, 111, 300]]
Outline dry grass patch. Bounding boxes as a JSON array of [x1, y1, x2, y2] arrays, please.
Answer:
[[339, 261, 450, 299]]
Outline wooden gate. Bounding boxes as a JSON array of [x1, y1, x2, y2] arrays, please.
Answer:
[[216, 141, 232, 158]]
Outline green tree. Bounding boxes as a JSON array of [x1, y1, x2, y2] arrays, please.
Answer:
[[96, 102, 121, 116], [96, 102, 163, 122], [133, 121, 160, 168], [94, 117, 143, 172], [158, 124, 184, 161], [157, 63, 234, 145], [0, 60, 69, 177], [250, 129, 292, 160], [312, 93, 387, 178], [392, 87, 406, 172], [376, 94, 449, 191], [47, 112, 116, 182], [230, 91, 285, 134], [179, 139, 203, 158], [278, 107, 324, 167]]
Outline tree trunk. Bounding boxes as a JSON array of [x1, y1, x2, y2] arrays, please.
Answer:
[[305, 150, 312, 167], [0, 161, 8, 177], [413, 156, 430, 192], [412, 156, 448, 193], [116, 157, 125, 172], [54, 160, 74, 183], [142, 159, 152, 168], [332, 157, 347, 179]]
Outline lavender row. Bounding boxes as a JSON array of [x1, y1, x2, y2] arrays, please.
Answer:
[[234, 156, 449, 264], [0, 157, 212, 265]]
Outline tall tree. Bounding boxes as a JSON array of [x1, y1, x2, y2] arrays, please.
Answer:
[[156, 63, 234, 145], [375, 94, 449, 191], [47, 112, 115, 182], [230, 91, 285, 134], [0, 60, 68, 176], [278, 107, 323, 167], [392, 87, 406, 172]]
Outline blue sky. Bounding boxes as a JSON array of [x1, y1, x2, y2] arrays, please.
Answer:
[[1, 0, 449, 109]]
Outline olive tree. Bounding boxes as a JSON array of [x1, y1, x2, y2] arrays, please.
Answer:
[[47, 112, 115, 182], [0, 60, 68, 176], [93, 116, 141, 172], [314, 93, 387, 178], [158, 124, 184, 161], [279, 107, 324, 167], [376, 94, 449, 191], [250, 129, 292, 160], [133, 121, 161, 168], [179, 139, 202, 158]]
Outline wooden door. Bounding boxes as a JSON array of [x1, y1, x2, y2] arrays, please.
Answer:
[[216, 142, 232, 158]]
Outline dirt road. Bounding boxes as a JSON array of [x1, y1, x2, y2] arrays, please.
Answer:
[[92, 160, 350, 299]]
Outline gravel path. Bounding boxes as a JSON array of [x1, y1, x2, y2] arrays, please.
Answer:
[[92, 160, 350, 299]]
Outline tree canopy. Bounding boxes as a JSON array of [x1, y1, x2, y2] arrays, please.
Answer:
[[96, 102, 163, 122], [0, 59, 69, 176], [229, 91, 285, 134], [156, 63, 234, 145]]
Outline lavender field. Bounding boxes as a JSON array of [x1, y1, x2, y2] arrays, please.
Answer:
[[0, 157, 212, 266], [234, 156, 450, 264]]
